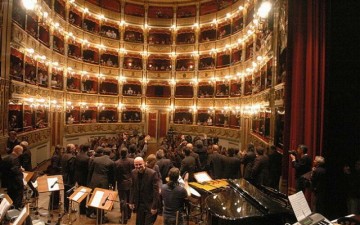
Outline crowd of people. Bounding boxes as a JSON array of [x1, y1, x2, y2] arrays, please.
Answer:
[[1, 130, 360, 225]]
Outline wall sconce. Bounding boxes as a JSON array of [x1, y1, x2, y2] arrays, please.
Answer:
[[22, 0, 37, 10], [141, 78, 148, 85], [168, 104, 175, 113], [118, 102, 124, 111], [141, 103, 147, 112], [258, 1, 272, 19], [189, 105, 197, 113], [170, 78, 176, 86]]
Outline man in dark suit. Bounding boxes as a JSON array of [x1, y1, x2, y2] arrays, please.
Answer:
[[186, 143, 201, 172], [290, 144, 312, 192], [155, 149, 173, 184], [207, 145, 223, 179], [180, 148, 196, 182], [61, 144, 76, 212], [129, 157, 160, 225], [6, 131, 20, 154], [87, 147, 115, 222], [241, 143, 257, 182], [251, 147, 270, 186], [115, 147, 134, 224], [19, 141, 38, 198], [311, 156, 327, 214], [268, 145, 282, 190], [2, 145, 24, 208], [223, 148, 241, 179], [74, 144, 90, 215]]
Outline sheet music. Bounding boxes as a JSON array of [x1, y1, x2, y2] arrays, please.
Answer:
[[288, 191, 312, 221], [194, 171, 213, 183], [12, 206, 27, 225], [47, 177, 59, 191], [73, 188, 87, 201], [0, 198, 11, 220], [90, 191, 104, 207]]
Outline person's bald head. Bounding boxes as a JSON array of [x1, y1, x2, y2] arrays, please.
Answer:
[[20, 141, 29, 151], [66, 144, 76, 153], [12, 145, 23, 157], [186, 143, 193, 151], [134, 157, 145, 173], [212, 144, 219, 152]]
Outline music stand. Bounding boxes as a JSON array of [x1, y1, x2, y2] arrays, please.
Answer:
[[87, 188, 118, 225], [0, 194, 13, 222], [23, 171, 34, 185], [67, 186, 92, 224], [37, 175, 64, 223], [11, 204, 29, 225]]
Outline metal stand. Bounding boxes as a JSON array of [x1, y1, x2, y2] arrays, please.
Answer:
[[96, 208, 103, 225]]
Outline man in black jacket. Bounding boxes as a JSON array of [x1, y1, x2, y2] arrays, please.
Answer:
[[115, 147, 134, 224], [207, 144, 223, 179], [290, 144, 312, 192], [129, 157, 159, 225], [87, 147, 115, 222], [155, 149, 173, 184], [2, 145, 24, 208], [74, 144, 90, 215], [268, 145, 282, 190], [61, 144, 76, 212]]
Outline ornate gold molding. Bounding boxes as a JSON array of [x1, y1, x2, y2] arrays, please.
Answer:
[[65, 123, 144, 137]]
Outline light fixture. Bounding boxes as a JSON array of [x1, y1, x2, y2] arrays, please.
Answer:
[[258, 1, 272, 19], [22, 0, 37, 10]]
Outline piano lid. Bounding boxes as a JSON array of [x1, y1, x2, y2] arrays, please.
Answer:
[[205, 188, 264, 220], [228, 179, 290, 215]]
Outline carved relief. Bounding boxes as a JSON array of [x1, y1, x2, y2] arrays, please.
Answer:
[[65, 123, 144, 136]]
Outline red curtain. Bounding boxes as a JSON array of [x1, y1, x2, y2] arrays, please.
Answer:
[[284, 1, 326, 193], [147, 112, 157, 138], [159, 112, 167, 138]]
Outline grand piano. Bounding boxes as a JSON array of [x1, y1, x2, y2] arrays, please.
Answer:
[[205, 179, 296, 225]]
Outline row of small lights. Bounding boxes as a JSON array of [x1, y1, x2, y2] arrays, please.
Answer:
[[15, 96, 266, 116], [24, 46, 271, 84], [20, 0, 271, 56]]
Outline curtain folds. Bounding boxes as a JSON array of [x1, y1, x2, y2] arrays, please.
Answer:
[[284, 0, 326, 192]]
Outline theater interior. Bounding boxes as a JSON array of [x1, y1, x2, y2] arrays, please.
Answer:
[[0, 0, 359, 224]]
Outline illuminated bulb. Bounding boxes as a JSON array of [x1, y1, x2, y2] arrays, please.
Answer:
[[258, 1, 272, 19], [226, 13, 231, 18], [98, 14, 105, 20], [238, 6, 244, 11], [43, 12, 48, 18], [144, 23, 148, 29], [27, 48, 34, 54], [120, 20, 126, 26], [193, 23, 199, 28], [22, 0, 37, 10], [83, 8, 88, 13], [257, 56, 263, 61], [212, 19, 217, 24], [54, 22, 59, 28], [69, 0, 74, 3]]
